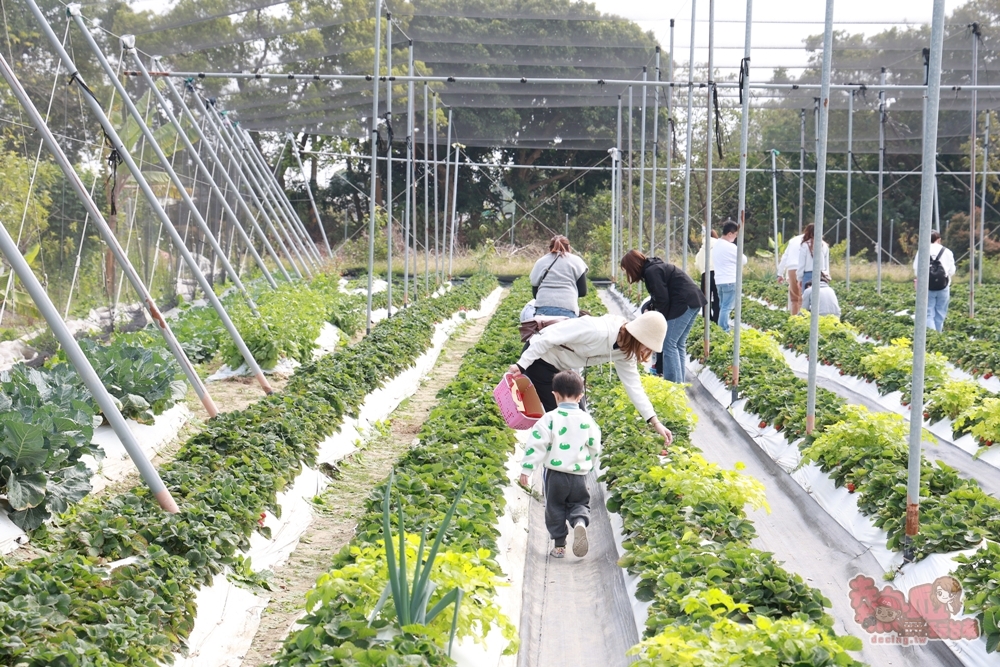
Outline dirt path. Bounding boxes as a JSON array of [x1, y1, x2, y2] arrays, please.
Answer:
[[240, 294, 504, 667]]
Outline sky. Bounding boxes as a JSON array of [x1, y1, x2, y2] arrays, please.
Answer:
[[590, 0, 970, 78]]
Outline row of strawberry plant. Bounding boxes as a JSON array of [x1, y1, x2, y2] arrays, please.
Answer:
[[741, 293, 1000, 455], [746, 279, 1000, 380], [685, 319, 1000, 651], [563, 285, 861, 662], [589, 369, 864, 665], [268, 278, 526, 666], [0, 274, 496, 667]]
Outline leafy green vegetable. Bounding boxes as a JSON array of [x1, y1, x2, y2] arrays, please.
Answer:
[[0, 364, 98, 530]]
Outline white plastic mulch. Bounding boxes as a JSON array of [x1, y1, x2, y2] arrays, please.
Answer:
[[692, 359, 995, 667], [449, 434, 530, 667], [170, 287, 503, 667]]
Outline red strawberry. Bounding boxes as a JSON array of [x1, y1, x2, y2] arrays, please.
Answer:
[[775, 424, 783, 432], [847, 483, 856, 493], [759, 421, 768, 429], [258, 512, 267, 526], [923, 411, 930, 420], [985, 372, 994, 380], [986, 441, 994, 448]]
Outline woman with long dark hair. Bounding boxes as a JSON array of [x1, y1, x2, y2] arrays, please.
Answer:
[[620, 249, 707, 383]]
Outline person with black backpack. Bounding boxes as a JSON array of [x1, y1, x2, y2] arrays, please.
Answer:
[[913, 231, 956, 332]]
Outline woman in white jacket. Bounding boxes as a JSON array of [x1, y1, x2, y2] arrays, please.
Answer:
[[507, 311, 674, 445]]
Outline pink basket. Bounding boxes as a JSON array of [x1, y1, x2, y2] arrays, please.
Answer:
[[493, 373, 545, 430]]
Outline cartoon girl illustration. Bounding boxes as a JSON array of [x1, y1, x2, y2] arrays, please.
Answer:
[[932, 576, 963, 615], [907, 576, 979, 640]]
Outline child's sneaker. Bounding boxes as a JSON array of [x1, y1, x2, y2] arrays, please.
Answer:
[[572, 522, 589, 557], [550, 546, 566, 558]]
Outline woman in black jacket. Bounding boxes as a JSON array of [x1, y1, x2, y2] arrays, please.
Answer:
[[621, 250, 707, 383]]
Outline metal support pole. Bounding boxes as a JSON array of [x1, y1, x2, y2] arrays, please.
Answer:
[[934, 178, 941, 232], [799, 109, 806, 233], [183, 89, 301, 279], [638, 67, 648, 252], [366, 0, 383, 333], [433, 95, 441, 283], [905, 0, 946, 560], [731, 0, 752, 404], [40, 3, 273, 394], [291, 132, 332, 257], [664, 28, 675, 261], [74, 17, 262, 316], [449, 142, 460, 277], [385, 12, 394, 314], [628, 85, 634, 249], [208, 106, 312, 277], [771, 150, 780, 275], [877, 67, 886, 294], [253, 133, 321, 266], [442, 108, 453, 280], [423, 83, 430, 291], [806, 0, 835, 436], [682, 0, 697, 271], [404, 40, 414, 303], [970, 24, 980, 315], [980, 109, 989, 285], [702, 0, 715, 359], [0, 117, 178, 512], [846, 90, 854, 290], [616, 95, 624, 264], [235, 129, 316, 268], [129, 49, 279, 289], [0, 46, 218, 420], [610, 148, 618, 279], [651, 49, 660, 255], [239, 128, 321, 267]]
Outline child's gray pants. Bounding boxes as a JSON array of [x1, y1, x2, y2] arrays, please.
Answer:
[[543, 469, 591, 547]]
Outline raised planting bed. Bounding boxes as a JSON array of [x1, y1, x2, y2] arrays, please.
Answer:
[[587, 369, 864, 666], [266, 278, 529, 667]]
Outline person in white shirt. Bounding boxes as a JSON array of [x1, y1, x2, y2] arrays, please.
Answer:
[[694, 231, 720, 324], [913, 231, 957, 332], [777, 233, 805, 315], [797, 223, 830, 291], [801, 274, 841, 319], [713, 220, 748, 333]]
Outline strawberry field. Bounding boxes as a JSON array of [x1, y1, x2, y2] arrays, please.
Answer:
[[4, 271, 1000, 667]]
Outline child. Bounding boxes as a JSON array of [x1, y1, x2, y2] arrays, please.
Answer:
[[519, 370, 602, 559]]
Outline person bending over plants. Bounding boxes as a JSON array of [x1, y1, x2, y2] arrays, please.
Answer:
[[620, 249, 707, 383], [508, 310, 673, 446], [519, 370, 601, 559]]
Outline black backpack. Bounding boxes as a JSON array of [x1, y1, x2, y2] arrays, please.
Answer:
[[928, 248, 948, 291]]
